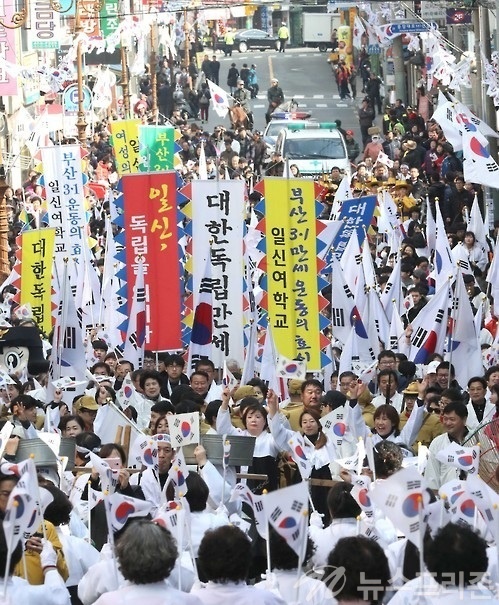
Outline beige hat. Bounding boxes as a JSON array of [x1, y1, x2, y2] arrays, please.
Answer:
[[233, 385, 258, 402], [403, 381, 420, 395], [75, 395, 99, 411], [367, 126, 380, 136], [288, 379, 305, 395], [405, 140, 417, 150]]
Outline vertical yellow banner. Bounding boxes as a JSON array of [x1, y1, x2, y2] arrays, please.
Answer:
[[19, 229, 56, 335], [264, 178, 322, 370], [109, 119, 141, 175]]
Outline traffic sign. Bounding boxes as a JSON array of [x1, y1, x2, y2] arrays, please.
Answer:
[[62, 84, 92, 116], [389, 21, 438, 34]]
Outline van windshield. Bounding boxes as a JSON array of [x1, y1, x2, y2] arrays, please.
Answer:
[[284, 138, 346, 160]]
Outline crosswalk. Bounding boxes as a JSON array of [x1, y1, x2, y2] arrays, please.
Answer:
[[252, 93, 357, 109]]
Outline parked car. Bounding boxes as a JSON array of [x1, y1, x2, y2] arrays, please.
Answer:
[[217, 29, 279, 53]]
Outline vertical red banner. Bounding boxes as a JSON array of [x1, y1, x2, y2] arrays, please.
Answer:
[[121, 171, 182, 350]]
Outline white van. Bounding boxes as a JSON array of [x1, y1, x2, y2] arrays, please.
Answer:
[[274, 123, 350, 178]]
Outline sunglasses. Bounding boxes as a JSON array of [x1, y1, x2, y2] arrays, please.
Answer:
[[428, 407, 440, 414]]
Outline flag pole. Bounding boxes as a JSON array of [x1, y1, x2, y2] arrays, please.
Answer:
[[262, 489, 272, 576], [418, 495, 425, 599]]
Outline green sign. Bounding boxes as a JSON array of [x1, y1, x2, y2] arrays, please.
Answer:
[[100, 0, 120, 40], [138, 125, 177, 172]]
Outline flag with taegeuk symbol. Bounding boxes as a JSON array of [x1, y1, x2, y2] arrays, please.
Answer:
[[136, 437, 159, 473], [3, 487, 35, 551], [207, 80, 230, 118], [276, 354, 307, 380], [88, 452, 120, 496], [288, 433, 312, 480], [154, 506, 186, 551], [230, 483, 267, 539], [168, 446, 189, 499], [167, 412, 200, 447], [320, 407, 347, 448], [105, 493, 153, 532], [262, 482, 309, 557], [350, 475, 374, 522], [435, 442, 480, 475], [370, 466, 429, 547]]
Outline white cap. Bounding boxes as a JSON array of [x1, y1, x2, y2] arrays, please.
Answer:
[[425, 360, 440, 375]]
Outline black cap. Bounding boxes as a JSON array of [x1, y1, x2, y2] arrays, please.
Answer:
[[321, 390, 347, 409]]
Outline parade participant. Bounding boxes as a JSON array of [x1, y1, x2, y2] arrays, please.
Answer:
[[425, 402, 469, 490], [309, 482, 360, 567], [210, 56, 220, 85], [358, 99, 375, 146], [349, 379, 427, 452], [345, 129, 360, 163], [398, 381, 444, 449], [265, 78, 284, 124], [268, 390, 333, 522], [92, 521, 202, 605], [232, 80, 253, 127], [324, 536, 390, 605], [193, 525, 286, 605], [255, 527, 333, 604], [465, 375, 495, 430], [226, 62, 239, 94], [160, 353, 189, 398], [58, 414, 85, 438], [216, 386, 280, 493], [74, 397, 99, 432], [0, 526, 70, 605]]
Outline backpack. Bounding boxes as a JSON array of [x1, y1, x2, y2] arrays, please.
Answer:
[[199, 91, 209, 105]]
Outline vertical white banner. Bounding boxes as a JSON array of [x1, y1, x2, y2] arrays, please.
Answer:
[[41, 145, 87, 271], [190, 180, 245, 369], [28, 0, 61, 50]]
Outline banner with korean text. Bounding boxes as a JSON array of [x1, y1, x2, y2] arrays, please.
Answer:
[[138, 125, 181, 172], [255, 178, 329, 371], [0, 0, 18, 96], [332, 196, 377, 260], [109, 119, 141, 175], [182, 180, 245, 368], [119, 171, 183, 351], [41, 146, 87, 273], [17, 229, 55, 335]]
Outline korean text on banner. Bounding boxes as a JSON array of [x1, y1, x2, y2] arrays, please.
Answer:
[[19, 229, 56, 335], [109, 120, 141, 175], [121, 171, 182, 351], [139, 125, 177, 172], [332, 195, 377, 260], [264, 179, 323, 370], [189, 181, 245, 367], [42, 145, 87, 267]]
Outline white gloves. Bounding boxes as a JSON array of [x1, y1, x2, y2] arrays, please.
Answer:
[[309, 510, 324, 529], [40, 539, 57, 569]]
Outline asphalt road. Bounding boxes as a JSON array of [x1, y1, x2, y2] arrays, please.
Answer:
[[201, 47, 366, 141]]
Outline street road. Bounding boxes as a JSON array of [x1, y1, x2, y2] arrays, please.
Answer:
[[202, 47, 367, 142]]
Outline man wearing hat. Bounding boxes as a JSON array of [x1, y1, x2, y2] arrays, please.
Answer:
[[392, 180, 416, 220], [75, 395, 99, 432], [280, 379, 305, 431], [266, 78, 284, 123], [398, 381, 444, 449], [345, 130, 360, 162], [277, 22, 289, 52], [91, 339, 108, 362], [362, 128, 383, 162]]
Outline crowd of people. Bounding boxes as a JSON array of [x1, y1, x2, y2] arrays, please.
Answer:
[[1, 42, 499, 605], [0, 341, 499, 604]]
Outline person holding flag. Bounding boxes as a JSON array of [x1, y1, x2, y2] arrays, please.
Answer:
[[349, 379, 427, 454], [0, 525, 70, 604], [267, 389, 334, 522], [216, 387, 280, 493]]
